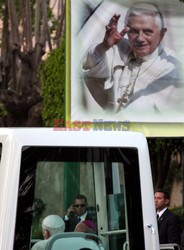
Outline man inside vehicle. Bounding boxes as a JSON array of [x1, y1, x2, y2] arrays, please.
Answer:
[[64, 194, 93, 232]]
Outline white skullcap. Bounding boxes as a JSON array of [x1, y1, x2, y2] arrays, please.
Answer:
[[125, 2, 164, 29], [131, 3, 159, 12], [42, 214, 65, 233]]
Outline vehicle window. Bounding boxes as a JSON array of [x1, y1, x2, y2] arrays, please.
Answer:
[[13, 146, 144, 250], [32, 161, 96, 237]]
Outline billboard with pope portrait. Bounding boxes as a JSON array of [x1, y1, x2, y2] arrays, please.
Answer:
[[65, 0, 184, 136]]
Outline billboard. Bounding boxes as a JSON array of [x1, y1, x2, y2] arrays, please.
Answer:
[[66, 0, 184, 135]]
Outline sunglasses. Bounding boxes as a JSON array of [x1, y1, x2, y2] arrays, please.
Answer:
[[74, 204, 86, 208]]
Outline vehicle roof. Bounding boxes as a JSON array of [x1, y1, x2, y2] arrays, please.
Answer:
[[0, 128, 147, 148]]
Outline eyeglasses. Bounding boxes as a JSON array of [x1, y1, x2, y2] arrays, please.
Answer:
[[74, 204, 86, 208]]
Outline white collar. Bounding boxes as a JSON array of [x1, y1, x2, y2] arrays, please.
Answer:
[[79, 211, 88, 221], [157, 207, 167, 218], [135, 44, 164, 62]]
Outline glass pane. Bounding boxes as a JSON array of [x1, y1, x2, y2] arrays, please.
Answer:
[[107, 163, 127, 250], [100, 148, 145, 250], [32, 161, 96, 239], [14, 146, 144, 250]]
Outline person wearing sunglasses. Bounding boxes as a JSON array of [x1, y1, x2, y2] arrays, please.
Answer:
[[64, 194, 93, 232]]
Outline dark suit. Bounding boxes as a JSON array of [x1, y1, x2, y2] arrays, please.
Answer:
[[157, 208, 181, 245], [64, 212, 92, 232], [181, 230, 184, 248]]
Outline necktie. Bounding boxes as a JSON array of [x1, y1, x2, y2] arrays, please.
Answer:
[[157, 214, 159, 221], [77, 217, 81, 223]]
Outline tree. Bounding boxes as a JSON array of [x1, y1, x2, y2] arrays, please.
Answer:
[[40, 38, 65, 127], [147, 138, 184, 192], [0, 0, 65, 126]]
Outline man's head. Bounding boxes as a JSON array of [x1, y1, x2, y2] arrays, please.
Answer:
[[42, 214, 65, 239], [74, 220, 96, 234], [74, 194, 88, 216], [154, 189, 170, 212], [125, 3, 167, 57]]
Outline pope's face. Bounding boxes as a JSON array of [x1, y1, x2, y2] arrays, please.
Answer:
[[127, 14, 166, 57]]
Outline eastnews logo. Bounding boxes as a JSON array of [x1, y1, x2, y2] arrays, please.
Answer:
[[53, 119, 130, 131]]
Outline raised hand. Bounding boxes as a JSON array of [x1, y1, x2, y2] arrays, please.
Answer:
[[85, 14, 130, 68], [103, 14, 129, 49], [66, 204, 75, 217]]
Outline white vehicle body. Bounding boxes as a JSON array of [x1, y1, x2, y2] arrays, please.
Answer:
[[0, 128, 178, 250]]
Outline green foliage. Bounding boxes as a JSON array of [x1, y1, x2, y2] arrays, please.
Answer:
[[40, 39, 65, 127], [0, 103, 8, 117], [171, 207, 184, 229], [148, 138, 184, 153], [31, 198, 46, 239], [147, 137, 184, 190]]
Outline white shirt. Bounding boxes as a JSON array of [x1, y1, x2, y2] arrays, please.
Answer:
[[157, 207, 168, 219], [64, 211, 88, 222], [79, 211, 88, 221], [31, 239, 48, 250]]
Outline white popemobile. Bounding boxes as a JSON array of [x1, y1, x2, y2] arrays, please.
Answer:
[[0, 128, 180, 250]]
